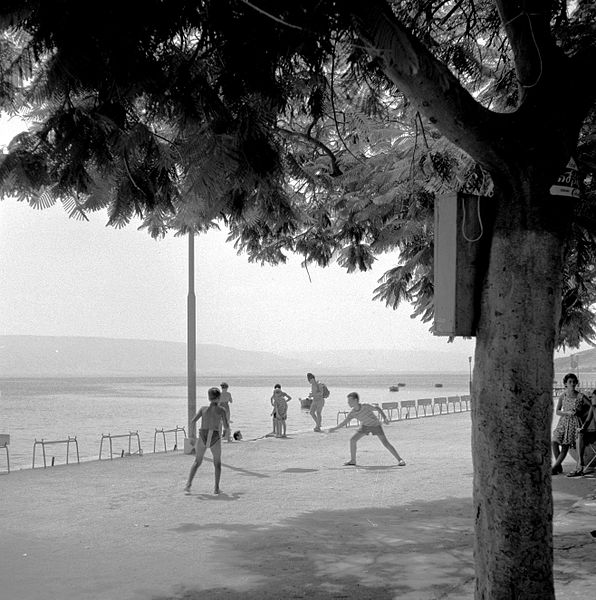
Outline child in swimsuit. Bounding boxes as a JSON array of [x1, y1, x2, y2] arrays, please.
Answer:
[[185, 387, 229, 494], [328, 392, 406, 467], [271, 383, 292, 437], [219, 382, 233, 442]]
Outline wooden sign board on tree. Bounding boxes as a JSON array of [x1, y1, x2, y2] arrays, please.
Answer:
[[433, 192, 495, 337]]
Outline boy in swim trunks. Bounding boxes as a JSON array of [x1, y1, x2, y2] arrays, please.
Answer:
[[184, 387, 229, 494], [328, 392, 406, 467]]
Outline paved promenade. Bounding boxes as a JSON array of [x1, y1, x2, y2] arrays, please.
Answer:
[[1, 411, 595, 599]]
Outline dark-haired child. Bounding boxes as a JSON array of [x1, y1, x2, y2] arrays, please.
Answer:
[[185, 387, 229, 494], [271, 383, 292, 437], [328, 392, 406, 467]]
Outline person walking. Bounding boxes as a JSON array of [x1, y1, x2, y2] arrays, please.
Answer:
[[184, 387, 229, 495], [328, 392, 406, 467]]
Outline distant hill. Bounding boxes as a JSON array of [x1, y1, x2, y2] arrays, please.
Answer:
[[0, 335, 475, 378], [0, 335, 312, 377], [554, 347, 596, 374], [284, 347, 473, 373]]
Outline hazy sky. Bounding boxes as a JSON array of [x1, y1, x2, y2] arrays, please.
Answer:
[[1, 198, 479, 356], [0, 116, 580, 362], [0, 114, 477, 362]]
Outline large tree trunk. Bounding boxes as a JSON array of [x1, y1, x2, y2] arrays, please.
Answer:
[[472, 186, 565, 599]]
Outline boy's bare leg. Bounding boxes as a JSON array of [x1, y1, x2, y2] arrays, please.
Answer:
[[551, 441, 566, 473], [316, 407, 323, 428], [185, 441, 207, 491], [211, 441, 222, 494], [311, 402, 323, 430], [377, 432, 405, 463], [347, 431, 366, 464]]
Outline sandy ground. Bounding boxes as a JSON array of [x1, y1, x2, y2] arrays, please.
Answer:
[[1, 411, 595, 600]]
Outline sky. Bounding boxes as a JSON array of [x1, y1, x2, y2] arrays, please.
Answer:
[[1, 198, 477, 356], [0, 113, 479, 364], [0, 115, 583, 363]]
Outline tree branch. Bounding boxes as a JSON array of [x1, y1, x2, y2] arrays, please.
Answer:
[[277, 126, 342, 176], [494, 0, 554, 94], [567, 44, 596, 119], [348, 0, 510, 173]]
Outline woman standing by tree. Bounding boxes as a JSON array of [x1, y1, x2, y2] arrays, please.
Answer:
[[551, 373, 588, 474]]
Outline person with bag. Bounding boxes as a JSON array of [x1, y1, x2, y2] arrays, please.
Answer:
[[307, 372, 328, 432]]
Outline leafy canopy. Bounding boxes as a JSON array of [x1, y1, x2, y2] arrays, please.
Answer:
[[1, 1, 595, 345]]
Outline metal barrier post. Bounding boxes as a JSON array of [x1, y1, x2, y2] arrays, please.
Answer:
[[32, 437, 79, 469], [0, 434, 9, 473]]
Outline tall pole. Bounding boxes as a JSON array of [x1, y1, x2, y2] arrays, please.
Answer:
[[186, 231, 197, 452], [468, 356, 472, 396]]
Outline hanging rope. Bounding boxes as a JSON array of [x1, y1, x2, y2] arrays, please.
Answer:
[[460, 195, 484, 243]]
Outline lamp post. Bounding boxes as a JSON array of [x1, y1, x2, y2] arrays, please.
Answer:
[[468, 356, 472, 395], [184, 231, 197, 454]]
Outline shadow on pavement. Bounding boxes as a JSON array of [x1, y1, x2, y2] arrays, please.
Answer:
[[155, 497, 476, 600], [155, 492, 596, 600]]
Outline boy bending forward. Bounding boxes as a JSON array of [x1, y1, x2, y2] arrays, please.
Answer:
[[185, 387, 229, 494], [328, 392, 406, 467]]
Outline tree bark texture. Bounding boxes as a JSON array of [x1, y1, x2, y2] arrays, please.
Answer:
[[472, 190, 564, 599], [349, 3, 593, 597]]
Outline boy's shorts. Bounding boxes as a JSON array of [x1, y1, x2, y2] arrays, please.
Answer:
[[198, 429, 221, 448], [310, 398, 325, 411], [358, 425, 384, 436]]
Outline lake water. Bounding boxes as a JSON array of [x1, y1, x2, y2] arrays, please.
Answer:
[[0, 373, 471, 470]]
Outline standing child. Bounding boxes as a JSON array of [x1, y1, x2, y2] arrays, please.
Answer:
[[552, 372, 588, 474], [306, 372, 326, 432], [219, 382, 233, 442], [185, 387, 229, 495], [271, 383, 292, 437], [328, 392, 406, 467]]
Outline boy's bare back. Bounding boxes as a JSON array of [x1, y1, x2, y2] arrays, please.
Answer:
[[197, 403, 228, 430]]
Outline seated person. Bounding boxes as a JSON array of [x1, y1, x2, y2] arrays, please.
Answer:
[[567, 389, 596, 477]]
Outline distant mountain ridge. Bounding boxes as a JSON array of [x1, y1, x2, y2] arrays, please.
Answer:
[[554, 347, 596, 374], [0, 335, 474, 377], [285, 347, 472, 373], [0, 335, 311, 377]]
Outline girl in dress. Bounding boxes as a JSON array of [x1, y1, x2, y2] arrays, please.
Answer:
[[552, 372, 588, 475]]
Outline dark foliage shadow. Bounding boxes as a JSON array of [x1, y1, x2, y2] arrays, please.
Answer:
[[185, 491, 244, 502], [155, 497, 476, 599], [281, 467, 319, 473], [155, 492, 596, 599], [202, 456, 270, 479]]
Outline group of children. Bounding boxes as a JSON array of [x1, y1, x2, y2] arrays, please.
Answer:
[[184, 382, 406, 495]]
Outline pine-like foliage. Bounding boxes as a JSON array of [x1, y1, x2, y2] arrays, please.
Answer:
[[0, 1, 595, 347]]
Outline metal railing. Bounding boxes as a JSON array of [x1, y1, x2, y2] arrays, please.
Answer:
[[99, 431, 142, 460], [153, 426, 186, 453], [32, 436, 79, 469]]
